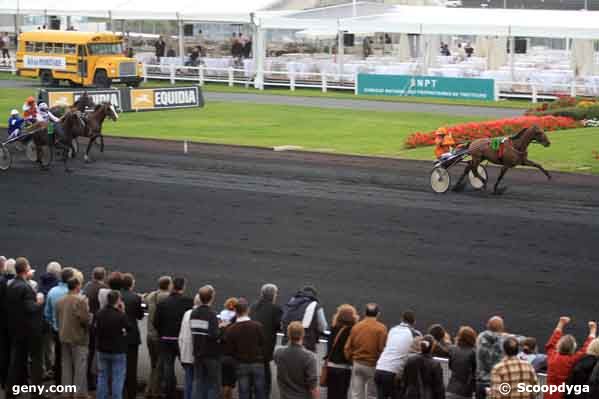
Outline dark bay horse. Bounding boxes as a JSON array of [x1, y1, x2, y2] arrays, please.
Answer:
[[28, 119, 77, 172], [453, 125, 552, 194], [62, 102, 119, 162]]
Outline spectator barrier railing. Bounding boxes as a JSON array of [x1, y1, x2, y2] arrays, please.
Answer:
[[142, 62, 599, 103], [0, 59, 16, 73]]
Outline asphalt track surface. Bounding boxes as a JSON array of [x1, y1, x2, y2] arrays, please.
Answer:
[[2, 138, 598, 343]]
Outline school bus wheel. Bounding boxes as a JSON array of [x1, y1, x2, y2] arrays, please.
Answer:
[[40, 70, 57, 87], [93, 70, 111, 88]]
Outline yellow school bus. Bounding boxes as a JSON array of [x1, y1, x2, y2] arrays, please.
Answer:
[[16, 30, 143, 88]]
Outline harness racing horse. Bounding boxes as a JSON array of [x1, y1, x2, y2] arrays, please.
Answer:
[[453, 125, 552, 194], [63, 102, 118, 162], [28, 119, 77, 172]]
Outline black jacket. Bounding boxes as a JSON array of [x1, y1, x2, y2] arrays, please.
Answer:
[[121, 289, 144, 346], [447, 345, 476, 397], [38, 273, 59, 296], [0, 274, 15, 331], [154, 292, 193, 340], [83, 280, 107, 315], [565, 355, 598, 399], [4, 276, 43, 337], [250, 300, 282, 362], [94, 306, 131, 354], [190, 305, 221, 358], [326, 325, 353, 365], [401, 353, 445, 399]]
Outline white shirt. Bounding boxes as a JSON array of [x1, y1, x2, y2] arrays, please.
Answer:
[[375, 324, 414, 374], [178, 309, 194, 365], [36, 110, 60, 123]]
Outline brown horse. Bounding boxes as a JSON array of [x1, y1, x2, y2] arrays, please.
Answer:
[[453, 125, 552, 194], [62, 102, 118, 162], [28, 119, 77, 172]]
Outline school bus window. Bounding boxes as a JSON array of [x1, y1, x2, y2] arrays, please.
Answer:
[[65, 44, 76, 54], [33, 42, 44, 52], [25, 41, 35, 51], [53, 43, 64, 54], [88, 43, 122, 55]]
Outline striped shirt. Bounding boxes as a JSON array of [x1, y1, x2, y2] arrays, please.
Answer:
[[489, 356, 538, 399]]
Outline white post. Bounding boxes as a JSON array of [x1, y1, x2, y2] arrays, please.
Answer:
[[354, 72, 358, 95], [494, 79, 499, 101], [198, 65, 204, 86], [178, 16, 185, 65], [170, 63, 175, 84], [509, 33, 515, 83], [531, 83, 538, 103], [290, 71, 295, 91], [337, 28, 344, 83], [143, 63, 148, 83], [108, 11, 113, 33], [570, 81, 576, 97], [184, 140, 188, 154], [352, 0, 357, 17], [228, 67, 234, 87], [322, 73, 327, 93], [254, 25, 266, 90]]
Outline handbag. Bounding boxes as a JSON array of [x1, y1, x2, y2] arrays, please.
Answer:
[[320, 327, 347, 387]]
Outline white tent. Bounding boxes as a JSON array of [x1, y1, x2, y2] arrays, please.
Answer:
[[571, 39, 599, 77]]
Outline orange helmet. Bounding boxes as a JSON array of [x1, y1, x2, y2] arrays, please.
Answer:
[[435, 127, 448, 136], [26, 96, 35, 104]]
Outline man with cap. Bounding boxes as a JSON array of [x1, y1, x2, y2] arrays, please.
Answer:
[[7, 109, 25, 140], [22, 96, 38, 121], [434, 127, 456, 159]]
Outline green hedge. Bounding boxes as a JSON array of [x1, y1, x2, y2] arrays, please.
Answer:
[[535, 105, 599, 121]]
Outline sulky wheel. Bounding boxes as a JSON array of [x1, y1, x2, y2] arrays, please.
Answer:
[[430, 166, 451, 193], [25, 140, 38, 162], [39, 145, 54, 168], [468, 165, 488, 190], [0, 145, 11, 171]]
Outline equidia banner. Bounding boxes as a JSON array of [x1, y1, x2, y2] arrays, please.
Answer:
[[357, 74, 496, 101], [40, 86, 204, 112], [24, 55, 67, 70]]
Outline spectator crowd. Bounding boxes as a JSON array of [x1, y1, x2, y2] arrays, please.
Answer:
[[1, 256, 599, 399]]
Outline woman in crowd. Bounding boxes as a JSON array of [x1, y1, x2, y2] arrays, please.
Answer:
[[446, 326, 477, 399], [324, 304, 359, 399], [400, 335, 445, 399], [545, 317, 597, 399], [428, 324, 452, 358], [565, 338, 599, 399]]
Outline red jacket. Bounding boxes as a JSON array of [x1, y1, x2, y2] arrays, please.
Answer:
[[544, 329, 593, 399]]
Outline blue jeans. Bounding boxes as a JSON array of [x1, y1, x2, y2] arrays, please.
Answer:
[[96, 352, 127, 399], [183, 364, 194, 399], [237, 363, 265, 399], [193, 357, 221, 399]]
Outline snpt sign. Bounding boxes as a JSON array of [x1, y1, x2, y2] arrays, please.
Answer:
[[357, 74, 496, 101]]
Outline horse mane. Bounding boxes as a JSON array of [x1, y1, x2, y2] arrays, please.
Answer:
[[510, 127, 529, 140], [94, 104, 103, 111]]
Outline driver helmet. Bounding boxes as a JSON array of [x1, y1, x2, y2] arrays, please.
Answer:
[[10, 109, 19, 116], [435, 127, 448, 136], [26, 96, 36, 105], [38, 102, 49, 111]]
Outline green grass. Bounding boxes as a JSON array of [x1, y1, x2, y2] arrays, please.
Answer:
[[0, 71, 532, 109], [2, 86, 596, 174]]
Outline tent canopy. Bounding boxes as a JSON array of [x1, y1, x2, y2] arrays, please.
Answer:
[[0, 0, 289, 22]]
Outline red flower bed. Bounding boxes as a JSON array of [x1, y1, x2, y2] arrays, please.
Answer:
[[405, 116, 580, 148]]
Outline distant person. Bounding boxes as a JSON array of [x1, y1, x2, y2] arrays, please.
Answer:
[[344, 303, 388, 399], [0, 258, 16, 388], [82, 266, 107, 390], [94, 290, 131, 399], [400, 335, 445, 399], [326, 304, 359, 399], [281, 286, 327, 352], [565, 338, 599, 399], [447, 326, 477, 399], [274, 321, 319, 399], [250, 283, 283, 398], [39, 262, 61, 378], [219, 297, 238, 325], [56, 277, 90, 395], [154, 277, 193, 399], [121, 273, 144, 399], [465, 42, 474, 57], [545, 317, 596, 399], [476, 316, 507, 399], [488, 337, 537, 399], [166, 48, 176, 57], [518, 337, 547, 373], [178, 292, 201, 399], [155, 36, 166, 61], [428, 324, 452, 358], [144, 276, 172, 397], [0, 32, 10, 63]]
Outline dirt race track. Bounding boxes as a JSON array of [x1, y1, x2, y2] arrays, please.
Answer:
[[2, 138, 598, 343]]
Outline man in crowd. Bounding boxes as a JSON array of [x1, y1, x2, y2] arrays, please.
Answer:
[[488, 337, 538, 399], [39, 261, 61, 380], [344, 303, 388, 399], [121, 273, 144, 399], [56, 277, 90, 394], [95, 290, 131, 399], [476, 316, 507, 399], [0, 257, 14, 388], [400, 310, 422, 337], [4, 257, 44, 398], [144, 275, 172, 398], [155, 36, 166, 61], [44, 267, 75, 385], [225, 297, 266, 399], [250, 283, 283, 397], [274, 321, 319, 399], [82, 266, 107, 390], [281, 286, 327, 352], [154, 276, 193, 399], [374, 315, 415, 399], [190, 285, 222, 399]]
